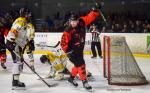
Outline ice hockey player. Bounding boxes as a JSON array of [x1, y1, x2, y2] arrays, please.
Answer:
[[61, 7, 101, 90], [0, 19, 9, 69], [6, 8, 30, 90], [40, 48, 93, 80], [22, 12, 35, 71]]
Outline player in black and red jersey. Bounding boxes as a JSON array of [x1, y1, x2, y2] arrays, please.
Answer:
[[61, 7, 101, 90]]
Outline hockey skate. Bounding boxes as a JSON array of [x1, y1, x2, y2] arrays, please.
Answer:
[[68, 77, 78, 87], [91, 56, 97, 59], [1, 63, 7, 69], [82, 80, 92, 91], [99, 56, 103, 59], [87, 72, 95, 81], [12, 80, 26, 90]]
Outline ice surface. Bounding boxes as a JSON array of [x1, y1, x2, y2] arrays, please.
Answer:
[[0, 54, 150, 93]]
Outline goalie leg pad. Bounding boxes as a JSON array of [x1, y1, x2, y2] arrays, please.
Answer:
[[65, 60, 74, 73], [54, 71, 64, 80]]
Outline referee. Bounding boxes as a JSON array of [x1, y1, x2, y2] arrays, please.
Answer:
[[89, 24, 102, 58]]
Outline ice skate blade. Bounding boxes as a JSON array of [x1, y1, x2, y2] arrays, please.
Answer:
[[67, 81, 78, 88], [49, 83, 59, 87], [87, 77, 95, 82], [85, 88, 93, 92], [12, 87, 26, 90]]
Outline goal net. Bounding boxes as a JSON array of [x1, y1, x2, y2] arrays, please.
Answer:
[[103, 35, 149, 85]]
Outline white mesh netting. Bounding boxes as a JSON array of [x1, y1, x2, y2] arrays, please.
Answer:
[[103, 36, 148, 85]]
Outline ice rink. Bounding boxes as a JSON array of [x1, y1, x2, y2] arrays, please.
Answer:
[[0, 54, 150, 93]]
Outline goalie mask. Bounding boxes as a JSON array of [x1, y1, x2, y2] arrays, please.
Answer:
[[40, 55, 49, 64]]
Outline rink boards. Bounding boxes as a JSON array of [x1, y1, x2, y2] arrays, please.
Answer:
[[6, 33, 150, 58]]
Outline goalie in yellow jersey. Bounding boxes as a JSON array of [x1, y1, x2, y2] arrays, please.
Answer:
[[40, 48, 93, 80]]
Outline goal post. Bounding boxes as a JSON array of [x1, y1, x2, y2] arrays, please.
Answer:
[[103, 35, 149, 86]]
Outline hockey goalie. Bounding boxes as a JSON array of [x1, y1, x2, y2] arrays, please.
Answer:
[[40, 48, 93, 80]]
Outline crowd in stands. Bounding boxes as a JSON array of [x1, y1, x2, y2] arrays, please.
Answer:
[[0, 10, 16, 31], [36, 10, 150, 33], [0, 9, 149, 33], [100, 11, 150, 33]]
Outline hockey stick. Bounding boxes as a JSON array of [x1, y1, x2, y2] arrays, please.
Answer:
[[36, 41, 60, 48], [92, 0, 107, 25], [12, 50, 56, 88], [0, 43, 57, 88]]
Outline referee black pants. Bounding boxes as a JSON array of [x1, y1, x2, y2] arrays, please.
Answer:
[[91, 42, 102, 57]]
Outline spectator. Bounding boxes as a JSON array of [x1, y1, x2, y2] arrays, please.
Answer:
[[45, 16, 54, 31], [122, 23, 128, 33], [128, 20, 135, 33], [135, 20, 143, 33]]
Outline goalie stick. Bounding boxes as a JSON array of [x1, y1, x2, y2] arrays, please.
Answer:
[[36, 41, 60, 48]]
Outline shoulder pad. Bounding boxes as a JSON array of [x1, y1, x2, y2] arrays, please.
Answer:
[[14, 17, 26, 26]]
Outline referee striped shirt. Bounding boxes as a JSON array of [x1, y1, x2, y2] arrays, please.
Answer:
[[90, 29, 101, 42]]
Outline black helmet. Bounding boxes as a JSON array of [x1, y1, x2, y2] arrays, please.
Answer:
[[19, 8, 29, 16], [40, 55, 48, 64], [69, 12, 78, 21]]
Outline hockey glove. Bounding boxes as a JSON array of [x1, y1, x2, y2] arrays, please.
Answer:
[[29, 40, 35, 51], [0, 48, 6, 54], [11, 42, 16, 50], [95, 2, 101, 9], [91, 3, 101, 12], [6, 40, 16, 51], [0, 43, 6, 53]]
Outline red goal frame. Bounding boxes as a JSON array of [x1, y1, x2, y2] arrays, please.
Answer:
[[103, 35, 149, 86]]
